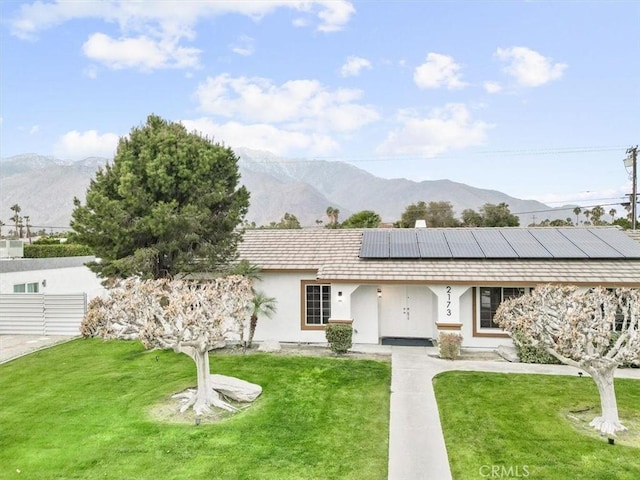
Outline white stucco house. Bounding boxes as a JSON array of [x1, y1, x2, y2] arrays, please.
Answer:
[[0, 255, 105, 299], [0, 255, 106, 335], [237, 227, 640, 349]]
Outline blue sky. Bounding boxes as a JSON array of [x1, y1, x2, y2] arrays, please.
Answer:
[[0, 1, 638, 208]]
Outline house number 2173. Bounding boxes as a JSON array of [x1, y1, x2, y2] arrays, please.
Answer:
[[446, 286, 452, 316]]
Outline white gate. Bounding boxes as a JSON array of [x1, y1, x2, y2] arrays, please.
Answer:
[[0, 294, 86, 335]]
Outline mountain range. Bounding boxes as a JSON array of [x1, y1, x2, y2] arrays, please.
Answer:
[[0, 150, 568, 232]]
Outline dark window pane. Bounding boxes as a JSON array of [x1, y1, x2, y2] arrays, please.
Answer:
[[305, 284, 331, 325]]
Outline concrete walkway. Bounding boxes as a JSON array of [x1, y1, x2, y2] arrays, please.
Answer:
[[0, 335, 76, 364], [388, 346, 640, 480]]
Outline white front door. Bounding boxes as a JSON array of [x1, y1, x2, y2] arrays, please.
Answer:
[[379, 285, 433, 338]]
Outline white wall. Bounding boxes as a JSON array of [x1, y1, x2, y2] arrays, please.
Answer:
[[350, 285, 379, 344], [459, 287, 514, 350], [0, 260, 105, 301], [251, 272, 330, 344]]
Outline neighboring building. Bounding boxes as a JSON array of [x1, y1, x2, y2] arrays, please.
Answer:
[[0, 255, 106, 335], [237, 227, 640, 348], [0, 256, 105, 300]]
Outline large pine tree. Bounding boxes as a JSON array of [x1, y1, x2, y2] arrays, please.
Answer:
[[71, 114, 250, 279]]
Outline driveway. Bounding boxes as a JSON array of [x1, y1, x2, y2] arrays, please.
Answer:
[[0, 334, 76, 364]]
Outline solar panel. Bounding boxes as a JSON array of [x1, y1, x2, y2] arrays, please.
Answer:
[[443, 230, 485, 258], [499, 229, 553, 258], [557, 228, 623, 258], [416, 229, 451, 258], [360, 227, 640, 260], [588, 228, 640, 258], [389, 230, 420, 258], [529, 229, 586, 258], [471, 230, 518, 258], [360, 230, 390, 258]]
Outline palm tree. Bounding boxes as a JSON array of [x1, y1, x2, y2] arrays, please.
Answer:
[[24, 215, 32, 243], [0, 220, 4, 238], [326, 206, 335, 225], [583, 209, 591, 226], [10, 204, 21, 239], [590, 205, 605, 225], [573, 206, 581, 226], [609, 208, 617, 223], [234, 259, 262, 280], [326, 206, 340, 227], [247, 291, 277, 348]]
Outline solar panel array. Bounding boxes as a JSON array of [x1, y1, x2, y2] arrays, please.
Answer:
[[359, 228, 640, 259]]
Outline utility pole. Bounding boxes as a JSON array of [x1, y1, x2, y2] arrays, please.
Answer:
[[624, 146, 638, 230]]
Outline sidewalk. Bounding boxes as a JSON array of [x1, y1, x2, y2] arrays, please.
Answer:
[[0, 335, 76, 364], [388, 346, 640, 480]]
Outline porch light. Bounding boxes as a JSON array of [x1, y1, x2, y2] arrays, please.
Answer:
[[377, 288, 382, 298], [337, 291, 343, 303]]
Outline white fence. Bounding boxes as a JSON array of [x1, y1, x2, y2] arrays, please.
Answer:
[[0, 293, 87, 335]]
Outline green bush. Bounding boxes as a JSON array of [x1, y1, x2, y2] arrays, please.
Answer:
[[438, 333, 463, 360], [24, 244, 94, 258], [511, 330, 561, 364], [32, 236, 65, 245], [325, 323, 353, 354]]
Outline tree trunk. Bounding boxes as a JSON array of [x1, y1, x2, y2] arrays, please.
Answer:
[[248, 314, 258, 348], [587, 366, 627, 437], [174, 346, 237, 415], [192, 348, 214, 414]]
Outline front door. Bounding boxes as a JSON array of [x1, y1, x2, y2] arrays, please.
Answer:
[[379, 285, 433, 338]]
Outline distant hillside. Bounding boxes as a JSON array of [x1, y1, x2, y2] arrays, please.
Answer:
[[0, 150, 562, 231]]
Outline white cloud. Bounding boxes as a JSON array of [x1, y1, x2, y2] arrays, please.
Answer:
[[189, 74, 379, 156], [194, 74, 379, 131], [340, 56, 372, 77], [10, 0, 355, 71], [54, 130, 119, 160], [230, 35, 255, 56], [495, 46, 567, 87], [83, 33, 200, 70], [315, 0, 355, 32], [11, 1, 354, 37], [376, 103, 493, 157], [29, 125, 40, 135], [483, 81, 502, 94], [414, 53, 467, 90], [181, 118, 339, 156]]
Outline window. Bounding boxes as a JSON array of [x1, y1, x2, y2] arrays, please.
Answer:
[[13, 282, 39, 293], [305, 284, 331, 326], [479, 287, 526, 329]]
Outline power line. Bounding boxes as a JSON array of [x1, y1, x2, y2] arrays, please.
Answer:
[[512, 202, 632, 216], [240, 145, 627, 165]]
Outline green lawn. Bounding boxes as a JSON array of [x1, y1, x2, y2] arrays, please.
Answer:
[[434, 371, 640, 480], [0, 339, 390, 480]]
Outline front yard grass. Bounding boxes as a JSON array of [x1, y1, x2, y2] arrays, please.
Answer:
[[0, 339, 390, 480], [434, 371, 640, 480]]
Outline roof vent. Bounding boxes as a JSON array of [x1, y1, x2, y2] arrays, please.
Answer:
[[414, 220, 427, 228]]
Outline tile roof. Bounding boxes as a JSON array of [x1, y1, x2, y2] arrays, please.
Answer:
[[237, 228, 640, 286]]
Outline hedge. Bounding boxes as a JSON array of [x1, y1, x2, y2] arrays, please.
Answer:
[[24, 244, 94, 258]]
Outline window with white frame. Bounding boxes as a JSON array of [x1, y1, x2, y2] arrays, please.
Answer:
[[13, 282, 39, 293], [305, 284, 331, 326], [479, 287, 527, 329]]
